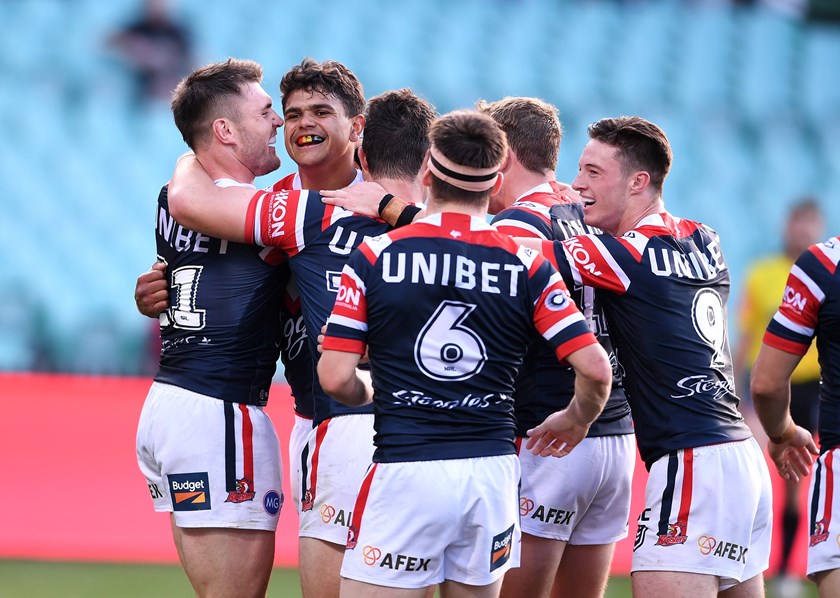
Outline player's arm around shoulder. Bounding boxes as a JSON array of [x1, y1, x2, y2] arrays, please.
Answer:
[[317, 349, 372, 407], [167, 152, 252, 241]]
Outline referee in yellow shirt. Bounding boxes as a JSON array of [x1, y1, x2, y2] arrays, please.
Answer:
[[735, 197, 824, 597]]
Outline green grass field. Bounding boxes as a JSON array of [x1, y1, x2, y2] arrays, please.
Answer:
[[0, 560, 818, 598]]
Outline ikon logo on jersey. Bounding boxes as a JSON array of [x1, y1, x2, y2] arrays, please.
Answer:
[[168, 472, 211, 511], [783, 284, 808, 313], [489, 524, 515, 572]]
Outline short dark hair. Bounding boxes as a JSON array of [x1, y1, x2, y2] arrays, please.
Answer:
[[587, 116, 672, 193], [428, 110, 508, 204], [170, 58, 263, 150], [476, 96, 562, 174], [362, 89, 436, 181], [280, 58, 365, 118]]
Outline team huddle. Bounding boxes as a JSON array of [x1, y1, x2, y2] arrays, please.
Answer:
[[133, 57, 840, 598]]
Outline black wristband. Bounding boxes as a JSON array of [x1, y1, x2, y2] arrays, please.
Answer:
[[395, 205, 422, 228], [377, 194, 395, 217]]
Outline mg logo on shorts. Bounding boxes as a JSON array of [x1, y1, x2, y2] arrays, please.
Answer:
[[168, 472, 211, 511], [263, 490, 282, 516], [697, 535, 716, 555], [489, 524, 515, 572]]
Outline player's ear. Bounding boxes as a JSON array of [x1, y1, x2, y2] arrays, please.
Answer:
[[357, 146, 370, 176], [420, 151, 433, 186], [349, 114, 365, 143], [629, 171, 650, 195], [491, 172, 505, 196], [212, 117, 235, 145]]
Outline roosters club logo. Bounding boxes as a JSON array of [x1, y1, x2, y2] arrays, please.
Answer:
[[301, 489, 314, 512], [655, 520, 688, 547], [226, 477, 256, 504], [811, 518, 830, 546]]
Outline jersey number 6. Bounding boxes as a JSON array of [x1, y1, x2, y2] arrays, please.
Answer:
[[414, 300, 488, 381]]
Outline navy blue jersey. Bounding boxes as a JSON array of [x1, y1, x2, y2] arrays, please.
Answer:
[[492, 183, 632, 437], [546, 212, 752, 468], [763, 236, 840, 452], [246, 188, 393, 424], [278, 274, 315, 418], [153, 184, 284, 406], [322, 212, 599, 463]]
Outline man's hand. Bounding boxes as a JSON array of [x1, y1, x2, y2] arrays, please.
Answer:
[[320, 182, 389, 218], [134, 262, 169, 318], [524, 409, 590, 458], [768, 425, 819, 483]]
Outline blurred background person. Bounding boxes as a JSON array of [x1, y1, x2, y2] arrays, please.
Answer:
[[106, 0, 194, 106], [735, 197, 825, 598]]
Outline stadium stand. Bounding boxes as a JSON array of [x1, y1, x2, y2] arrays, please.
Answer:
[[0, 0, 838, 374]]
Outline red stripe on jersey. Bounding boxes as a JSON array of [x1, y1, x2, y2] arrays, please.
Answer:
[[515, 437, 523, 452], [616, 232, 650, 263], [780, 271, 821, 328], [322, 336, 366, 355], [322, 203, 336, 234], [256, 190, 302, 254], [346, 463, 378, 549], [541, 240, 560, 269], [244, 191, 265, 244], [811, 242, 839, 274], [762, 330, 810, 356], [676, 448, 694, 535], [494, 222, 541, 238], [659, 213, 702, 238], [562, 236, 629, 294], [238, 403, 254, 485], [306, 419, 331, 505], [271, 173, 296, 192], [825, 451, 835, 527], [554, 333, 599, 363], [359, 243, 378, 264]]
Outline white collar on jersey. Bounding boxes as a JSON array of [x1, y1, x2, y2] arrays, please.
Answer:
[[516, 182, 554, 202], [290, 169, 364, 190], [213, 178, 256, 189]]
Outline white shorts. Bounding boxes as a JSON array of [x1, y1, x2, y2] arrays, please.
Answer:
[[289, 413, 313, 514], [341, 455, 521, 589], [517, 433, 634, 544], [807, 447, 840, 578], [136, 382, 283, 531], [631, 438, 772, 590], [298, 413, 375, 544]]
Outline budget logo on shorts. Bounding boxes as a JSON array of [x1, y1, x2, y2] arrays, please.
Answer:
[[263, 490, 282, 516], [811, 518, 830, 546], [697, 535, 716, 555], [168, 472, 211, 511], [489, 524, 515, 572], [655, 520, 687, 547]]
